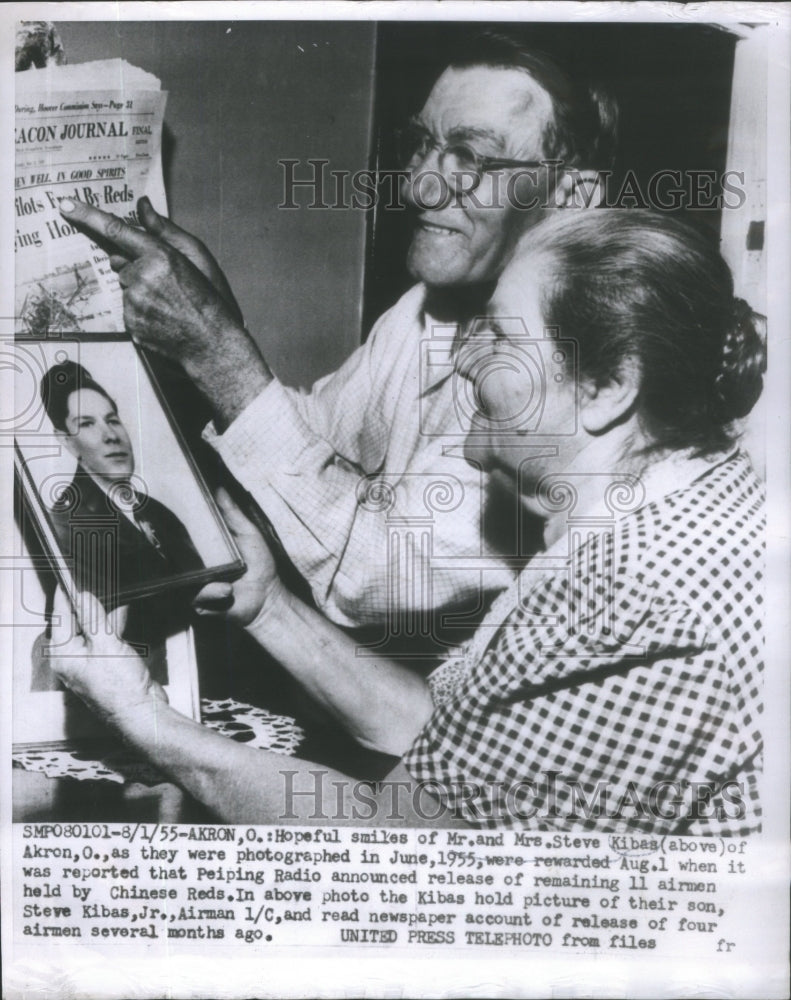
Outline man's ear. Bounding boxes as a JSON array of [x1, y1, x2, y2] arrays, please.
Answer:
[[554, 169, 605, 210], [579, 358, 640, 434], [55, 428, 79, 461]]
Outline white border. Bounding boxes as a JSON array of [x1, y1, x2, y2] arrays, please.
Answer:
[[2, 4, 789, 999]]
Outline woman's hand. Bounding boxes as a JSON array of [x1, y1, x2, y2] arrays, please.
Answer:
[[47, 589, 168, 727], [192, 488, 286, 627]]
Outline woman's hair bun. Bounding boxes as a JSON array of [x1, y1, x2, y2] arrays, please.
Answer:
[[714, 297, 767, 422]]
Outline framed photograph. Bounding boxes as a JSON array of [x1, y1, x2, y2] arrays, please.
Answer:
[[11, 333, 242, 747], [11, 489, 200, 749], [1, 9, 788, 1000], [13, 334, 244, 606]]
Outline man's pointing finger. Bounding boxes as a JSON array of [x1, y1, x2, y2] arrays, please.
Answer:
[[59, 197, 158, 259]]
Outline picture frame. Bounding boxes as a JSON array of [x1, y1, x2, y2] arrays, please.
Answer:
[[11, 332, 243, 749], [11, 485, 201, 749], [13, 333, 245, 606]]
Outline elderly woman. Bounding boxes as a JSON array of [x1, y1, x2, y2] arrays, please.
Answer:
[[49, 209, 765, 833]]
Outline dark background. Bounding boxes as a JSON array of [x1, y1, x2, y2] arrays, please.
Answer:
[[55, 20, 377, 388]]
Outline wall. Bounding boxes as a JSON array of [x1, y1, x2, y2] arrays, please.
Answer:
[[56, 20, 376, 387]]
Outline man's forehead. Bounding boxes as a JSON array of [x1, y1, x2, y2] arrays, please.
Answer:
[[420, 65, 553, 147]]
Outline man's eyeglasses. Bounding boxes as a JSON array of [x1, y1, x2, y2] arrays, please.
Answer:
[[395, 122, 553, 193]]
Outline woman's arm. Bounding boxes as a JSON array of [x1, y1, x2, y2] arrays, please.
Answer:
[[246, 588, 434, 756], [92, 699, 449, 826], [48, 591, 452, 826], [194, 491, 435, 756]]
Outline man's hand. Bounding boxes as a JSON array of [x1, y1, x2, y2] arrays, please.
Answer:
[[59, 196, 272, 428], [47, 589, 168, 727], [193, 488, 286, 628], [60, 196, 242, 364], [128, 197, 244, 324]]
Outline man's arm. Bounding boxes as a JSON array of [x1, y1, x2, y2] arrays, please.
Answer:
[[61, 200, 510, 628], [209, 292, 512, 627]]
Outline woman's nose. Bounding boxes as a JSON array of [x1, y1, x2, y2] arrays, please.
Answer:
[[454, 331, 497, 381], [454, 342, 477, 381]]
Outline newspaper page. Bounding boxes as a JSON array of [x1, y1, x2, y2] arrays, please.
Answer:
[[1, 4, 789, 999], [14, 60, 166, 334]]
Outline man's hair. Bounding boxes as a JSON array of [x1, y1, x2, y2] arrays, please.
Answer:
[[449, 30, 619, 172], [41, 360, 117, 432], [521, 210, 766, 456]]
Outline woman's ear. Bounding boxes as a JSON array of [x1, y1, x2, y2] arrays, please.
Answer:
[[554, 169, 606, 209], [579, 357, 640, 433]]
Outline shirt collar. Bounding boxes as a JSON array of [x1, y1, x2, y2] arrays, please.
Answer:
[[540, 447, 739, 554]]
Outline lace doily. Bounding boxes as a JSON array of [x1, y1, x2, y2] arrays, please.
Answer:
[[12, 698, 305, 784]]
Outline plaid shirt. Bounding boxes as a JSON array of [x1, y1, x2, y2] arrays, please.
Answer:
[[404, 452, 764, 835], [205, 284, 512, 628]]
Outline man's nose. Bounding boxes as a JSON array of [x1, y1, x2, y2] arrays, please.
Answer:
[[401, 150, 451, 211]]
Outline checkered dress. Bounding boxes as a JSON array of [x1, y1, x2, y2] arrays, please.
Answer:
[[403, 452, 764, 834]]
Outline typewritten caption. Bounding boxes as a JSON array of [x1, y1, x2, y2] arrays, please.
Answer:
[[13, 825, 750, 954]]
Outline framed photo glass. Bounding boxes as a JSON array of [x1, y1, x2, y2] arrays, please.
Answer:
[[12, 333, 244, 748]]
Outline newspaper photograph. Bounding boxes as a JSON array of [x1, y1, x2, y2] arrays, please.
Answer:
[[14, 60, 167, 333], [1, 3, 789, 998]]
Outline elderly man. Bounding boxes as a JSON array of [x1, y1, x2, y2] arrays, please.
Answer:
[[59, 32, 617, 630]]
